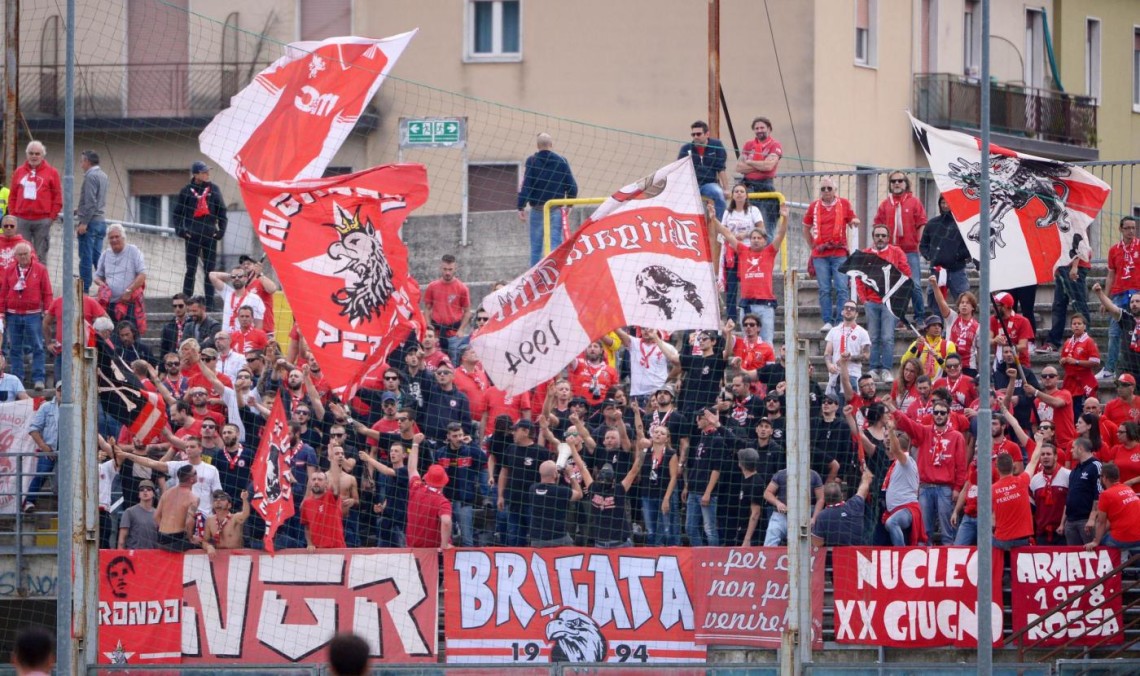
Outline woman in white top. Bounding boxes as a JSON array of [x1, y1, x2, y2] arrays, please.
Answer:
[[720, 183, 763, 324]]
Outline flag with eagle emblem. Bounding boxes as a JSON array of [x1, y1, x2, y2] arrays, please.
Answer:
[[250, 395, 293, 553], [909, 113, 1110, 290], [240, 164, 429, 400]]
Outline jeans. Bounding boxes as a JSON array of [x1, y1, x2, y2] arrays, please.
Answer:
[[724, 273, 741, 325], [919, 484, 955, 545], [527, 206, 564, 266], [183, 236, 219, 305], [641, 493, 681, 546], [699, 183, 726, 224], [741, 301, 776, 345], [884, 507, 913, 546], [24, 451, 56, 504], [78, 219, 106, 293], [1106, 292, 1131, 373], [1048, 267, 1091, 348], [926, 267, 970, 309], [744, 178, 780, 242], [994, 536, 1032, 551], [764, 510, 787, 546], [6, 312, 45, 383], [813, 255, 849, 326], [906, 252, 925, 320], [685, 493, 719, 546], [865, 302, 897, 372], [954, 515, 978, 546], [503, 504, 529, 547], [452, 501, 475, 547], [1103, 535, 1140, 554]]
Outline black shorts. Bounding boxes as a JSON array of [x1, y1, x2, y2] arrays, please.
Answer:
[[157, 531, 197, 553]]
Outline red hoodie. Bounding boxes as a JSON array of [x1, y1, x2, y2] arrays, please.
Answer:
[[893, 410, 968, 490], [10, 159, 63, 220]]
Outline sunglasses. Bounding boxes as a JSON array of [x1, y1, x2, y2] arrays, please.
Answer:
[[203, 356, 217, 362], [165, 362, 179, 368], [1040, 425, 1055, 430], [1, 224, 15, 230], [476, 316, 489, 323], [890, 178, 906, 184], [743, 322, 758, 327], [384, 375, 400, 380], [295, 410, 311, 416], [330, 433, 346, 438], [396, 417, 410, 422], [820, 187, 834, 192], [932, 411, 949, 416], [1042, 374, 1058, 379], [172, 303, 185, 309], [201, 425, 217, 430]]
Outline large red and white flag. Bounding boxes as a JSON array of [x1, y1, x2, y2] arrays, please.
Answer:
[[240, 165, 429, 398], [250, 395, 292, 553], [910, 113, 1110, 290], [472, 157, 719, 395], [201, 31, 416, 182]]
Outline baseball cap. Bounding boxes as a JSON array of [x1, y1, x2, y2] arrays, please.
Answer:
[[514, 419, 535, 432], [1119, 374, 1137, 386], [191, 161, 210, 174], [993, 292, 1014, 309], [381, 391, 399, 403], [602, 398, 620, 409], [138, 480, 156, 491], [424, 464, 449, 488], [570, 396, 588, 408], [824, 392, 842, 404]]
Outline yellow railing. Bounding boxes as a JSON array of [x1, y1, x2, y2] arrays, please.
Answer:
[[543, 191, 789, 270]]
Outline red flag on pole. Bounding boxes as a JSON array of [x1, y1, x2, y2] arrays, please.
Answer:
[[240, 164, 429, 399], [250, 396, 293, 553]]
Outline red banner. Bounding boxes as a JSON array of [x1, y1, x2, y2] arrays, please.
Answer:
[[1011, 547, 1123, 646], [98, 550, 184, 664], [242, 164, 429, 398], [444, 548, 706, 664], [691, 548, 825, 647], [250, 395, 293, 552], [831, 547, 1003, 647]]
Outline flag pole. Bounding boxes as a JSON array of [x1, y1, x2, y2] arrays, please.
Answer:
[[976, 0, 996, 667]]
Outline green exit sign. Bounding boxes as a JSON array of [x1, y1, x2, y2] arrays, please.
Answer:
[[401, 117, 466, 148]]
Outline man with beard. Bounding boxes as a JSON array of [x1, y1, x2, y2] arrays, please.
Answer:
[[856, 224, 911, 382], [210, 423, 251, 511], [498, 420, 547, 546], [213, 331, 247, 381], [840, 370, 880, 428], [174, 161, 227, 307], [184, 296, 222, 350], [301, 458, 352, 550], [873, 171, 927, 322], [399, 347, 433, 410], [278, 364, 326, 422], [117, 480, 159, 550], [161, 294, 191, 356], [357, 439, 415, 548], [203, 489, 250, 556], [1064, 438, 1102, 545], [238, 255, 278, 335], [423, 254, 471, 353], [1094, 283, 1140, 381], [720, 374, 765, 431], [735, 116, 783, 238], [1030, 444, 1070, 545], [678, 327, 730, 424], [994, 345, 1040, 433], [1023, 365, 1077, 461], [823, 301, 871, 397], [231, 306, 269, 354], [568, 341, 619, 409], [421, 364, 472, 442], [991, 291, 1034, 368], [432, 422, 488, 547], [892, 399, 967, 545], [811, 394, 849, 485], [728, 447, 767, 546], [210, 267, 267, 332]]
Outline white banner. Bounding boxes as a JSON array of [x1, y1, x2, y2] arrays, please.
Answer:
[[0, 399, 39, 515]]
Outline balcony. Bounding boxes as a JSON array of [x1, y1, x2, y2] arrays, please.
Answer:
[[13, 62, 379, 134], [913, 72, 1099, 161]]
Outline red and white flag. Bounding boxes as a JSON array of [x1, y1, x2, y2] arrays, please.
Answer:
[[910, 113, 1110, 290], [250, 396, 293, 553], [94, 336, 168, 444], [472, 157, 719, 395], [240, 164, 429, 398], [200, 32, 416, 182]]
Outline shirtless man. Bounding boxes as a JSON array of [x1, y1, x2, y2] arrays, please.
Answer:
[[202, 489, 250, 557], [328, 446, 360, 510], [154, 464, 200, 552]]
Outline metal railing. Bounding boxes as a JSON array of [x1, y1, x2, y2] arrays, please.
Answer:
[[914, 72, 1098, 148]]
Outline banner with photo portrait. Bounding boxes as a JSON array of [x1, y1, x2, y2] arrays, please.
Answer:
[[98, 549, 184, 665]]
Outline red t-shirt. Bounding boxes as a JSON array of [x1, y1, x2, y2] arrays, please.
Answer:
[[567, 358, 618, 407], [992, 472, 1033, 541], [367, 417, 401, 449], [1097, 483, 1140, 542], [485, 387, 531, 425], [423, 278, 471, 328], [741, 137, 783, 181], [1108, 239, 1140, 296], [990, 314, 1034, 367], [933, 374, 978, 413], [454, 364, 490, 422], [247, 278, 276, 334], [1104, 397, 1140, 426], [1035, 388, 1075, 454], [300, 491, 346, 549], [48, 295, 105, 343], [735, 244, 778, 301], [405, 477, 452, 547], [1102, 444, 1140, 491], [1061, 333, 1100, 399], [964, 457, 1000, 517], [733, 336, 775, 372], [230, 326, 269, 354]]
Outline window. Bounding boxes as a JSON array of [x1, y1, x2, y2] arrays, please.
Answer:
[[854, 0, 877, 67], [1134, 28, 1140, 111], [129, 170, 185, 229], [467, 163, 520, 212], [465, 0, 521, 62], [1085, 18, 1101, 104], [963, 0, 980, 77], [1025, 8, 1045, 88]]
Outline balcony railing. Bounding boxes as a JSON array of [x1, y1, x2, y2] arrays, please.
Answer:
[[914, 72, 1098, 149], [15, 61, 264, 121]]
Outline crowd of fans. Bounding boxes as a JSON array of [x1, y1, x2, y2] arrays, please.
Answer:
[[5, 135, 1140, 557]]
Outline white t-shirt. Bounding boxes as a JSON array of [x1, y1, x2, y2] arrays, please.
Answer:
[[626, 336, 671, 396], [721, 205, 764, 236], [219, 284, 267, 332], [165, 460, 222, 516], [825, 322, 871, 379], [99, 459, 119, 511]]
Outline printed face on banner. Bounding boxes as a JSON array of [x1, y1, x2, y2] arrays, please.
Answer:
[[241, 165, 429, 394], [98, 550, 184, 665], [444, 548, 706, 664], [0, 399, 35, 514]]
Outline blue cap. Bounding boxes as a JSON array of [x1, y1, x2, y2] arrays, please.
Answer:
[[191, 161, 210, 174]]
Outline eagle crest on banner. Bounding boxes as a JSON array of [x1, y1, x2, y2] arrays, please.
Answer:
[[545, 608, 608, 662], [323, 202, 396, 325], [947, 154, 1073, 259]]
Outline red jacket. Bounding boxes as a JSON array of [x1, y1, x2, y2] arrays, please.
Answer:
[[856, 245, 911, 304], [9, 160, 63, 220], [0, 261, 53, 314], [893, 410, 968, 490], [874, 192, 927, 253]]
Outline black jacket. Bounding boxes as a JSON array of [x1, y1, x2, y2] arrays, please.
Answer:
[[173, 179, 228, 241], [919, 211, 972, 271]]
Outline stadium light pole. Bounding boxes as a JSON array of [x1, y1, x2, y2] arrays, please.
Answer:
[[975, 0, 995, 669]]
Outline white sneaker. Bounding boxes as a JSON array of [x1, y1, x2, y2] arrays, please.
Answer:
[[820, 323, 833, 333], [882, 370, 894, 383], [1095, 368, 1114, 380]]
